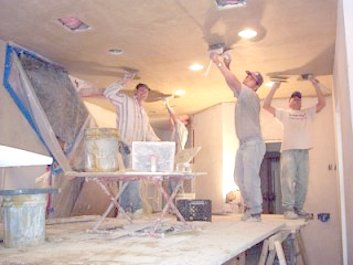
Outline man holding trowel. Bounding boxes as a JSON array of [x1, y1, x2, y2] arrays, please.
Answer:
[[163, 98, 189, 152], [211, 52, 265, 222], [263, 77, 326, 219], [104, 72, 160, 218]]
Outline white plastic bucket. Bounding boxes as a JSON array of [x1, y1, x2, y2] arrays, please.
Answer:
[[84, 128, 120, 172], [2, 193, 47, 248]]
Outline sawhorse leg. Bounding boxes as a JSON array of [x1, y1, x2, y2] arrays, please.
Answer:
[[258, 231, 290, 265], [259, 228, 307, 265], [295, 230, 308, 265], [90, 179, 131, 231], [158, 178, 186, 222], [150, 178, 187, 233]]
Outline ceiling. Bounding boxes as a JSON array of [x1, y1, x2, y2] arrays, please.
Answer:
[[0, 0, 337, 122]]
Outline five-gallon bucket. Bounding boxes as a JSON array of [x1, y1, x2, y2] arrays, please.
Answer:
[[1, 191, 47, 248], [84, 128, 120, 172]]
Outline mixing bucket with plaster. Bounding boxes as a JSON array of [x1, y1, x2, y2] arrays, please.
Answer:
[[84, 128, 120, 172], [0, 188, 57, 248]]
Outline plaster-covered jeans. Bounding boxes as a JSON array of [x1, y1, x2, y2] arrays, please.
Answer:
[[234, 138, 265, 215], [280, 149, 309, 212], [119, 143, 141, 213]]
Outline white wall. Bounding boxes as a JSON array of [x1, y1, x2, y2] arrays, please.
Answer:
[[84, 102, 116, 128], [193, 104, 226, 212], [333, 1, 353, 264]]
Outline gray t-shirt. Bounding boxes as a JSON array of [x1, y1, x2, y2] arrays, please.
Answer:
[[234, 84, 262, 141]]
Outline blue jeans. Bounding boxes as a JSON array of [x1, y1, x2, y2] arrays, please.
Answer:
[[119, 142, 141, 213], [234, 138, 265, 215], [280, 149, 309, 212]]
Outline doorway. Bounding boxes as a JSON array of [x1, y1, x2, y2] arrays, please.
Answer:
[[259, 142, 282, 214]]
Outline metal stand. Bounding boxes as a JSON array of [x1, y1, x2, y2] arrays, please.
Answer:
[[66, 171, 205, 235]]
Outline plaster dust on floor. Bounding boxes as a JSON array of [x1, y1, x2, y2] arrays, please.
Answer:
[[0, 214, 293, 265]]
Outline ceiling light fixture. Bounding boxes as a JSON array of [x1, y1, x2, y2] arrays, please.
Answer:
[[189, 63, 204, 72], [238, 29, 257, 39], [215, 0, 247, 10], [174, 89, 186, 97], [265, 81, 274, 88], [109, 48, 123, 56], [58, 16, 90, 32]]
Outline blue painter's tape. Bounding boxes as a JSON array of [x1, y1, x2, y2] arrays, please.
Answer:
[[3, 44, 38, 132], [2, 43, 52, 157], [317, 213, 330, 222]]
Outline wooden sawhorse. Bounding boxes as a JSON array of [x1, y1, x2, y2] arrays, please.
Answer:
[[258, 228, 307, 265]]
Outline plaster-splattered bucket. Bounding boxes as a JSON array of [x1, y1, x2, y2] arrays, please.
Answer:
[[1, 192, 47, 248], [84, 128, 120, 171]]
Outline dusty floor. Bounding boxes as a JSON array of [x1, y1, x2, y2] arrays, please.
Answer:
[[0, 214, 303, 265]]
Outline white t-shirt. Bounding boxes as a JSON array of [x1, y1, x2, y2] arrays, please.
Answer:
[[275, 106, 316, 151], [175, 120, 188, 151]]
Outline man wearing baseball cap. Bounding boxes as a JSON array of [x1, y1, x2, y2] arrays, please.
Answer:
[[210, 52, 265, 222], [263, 78, 326, 220]]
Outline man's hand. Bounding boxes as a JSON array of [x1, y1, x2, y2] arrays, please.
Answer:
[[123, 70, 138, 81], [272, 81, 281, 90], [210, 52, 221, 64], [310, 77, 320, 86], [162, 97, 170, 108], [223, 52, 231, 69]]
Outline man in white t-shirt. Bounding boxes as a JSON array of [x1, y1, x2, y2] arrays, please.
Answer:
[[163, 99, 189, 152], [211, 52, 265, 222], [263, 78, 326, 219], [162, 98, 189, 198]]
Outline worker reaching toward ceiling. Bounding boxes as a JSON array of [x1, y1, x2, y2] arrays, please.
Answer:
[[210, 51, 265, 222], [263, 77, 326, 220], [162, 97, 190, 197], [163, 97, 189, 152], [104, 71, 160, 218]]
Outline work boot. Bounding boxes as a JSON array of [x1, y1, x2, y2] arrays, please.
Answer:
[[246, 213, 261, 222], [284, 211, 299, 220], [294, 208, 313, 219], [241, 211, 261, 222], [241, 211, 251, 221]]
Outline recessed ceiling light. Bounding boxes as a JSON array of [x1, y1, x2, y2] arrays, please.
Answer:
[[189, 63, 204, 71], [109, 48, 123, 56], [238, 29, 257, 39], [215, 0, 246, 10], [58, 16, 90, 32], [174, 89, 186, 97], [265, 81, 274, 88]]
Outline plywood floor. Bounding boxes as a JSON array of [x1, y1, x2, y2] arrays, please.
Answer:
[[0, 214, 305, 265]]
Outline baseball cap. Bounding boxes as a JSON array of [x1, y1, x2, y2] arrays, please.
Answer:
[[245, 71, 263, 87], [290, 91, 302, 99]]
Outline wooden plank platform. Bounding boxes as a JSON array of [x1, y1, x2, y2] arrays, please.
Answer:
[[0, 214, 306, 265]]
